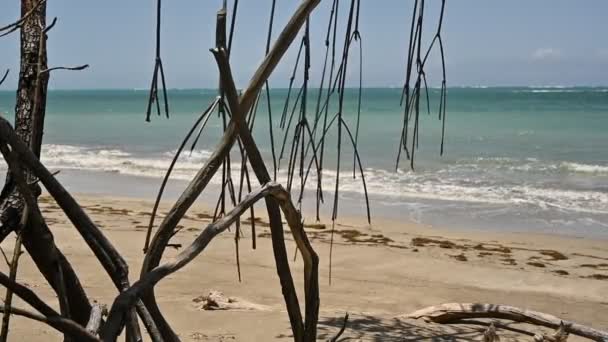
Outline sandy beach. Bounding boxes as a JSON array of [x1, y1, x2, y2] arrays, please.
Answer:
[[0, 193, 605, 341]]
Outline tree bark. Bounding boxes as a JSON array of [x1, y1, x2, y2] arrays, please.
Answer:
[[0, 0, 92, 329]]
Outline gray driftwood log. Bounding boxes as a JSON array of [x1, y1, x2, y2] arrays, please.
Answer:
[[405, 303, 608, 341]]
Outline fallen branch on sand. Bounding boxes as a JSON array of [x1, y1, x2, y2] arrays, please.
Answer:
[[405, 303, 608, 341], [192, 290, 270, 311]]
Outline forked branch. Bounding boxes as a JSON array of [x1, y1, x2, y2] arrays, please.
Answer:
[[139, 1, 321, 340], [145, 0, 169, 121]]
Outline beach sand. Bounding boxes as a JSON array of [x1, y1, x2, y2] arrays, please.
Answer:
[[0, 193, 607, 341]]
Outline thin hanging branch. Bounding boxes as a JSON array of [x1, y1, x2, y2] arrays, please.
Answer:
[[326, 0, 364, 285], [39, 64, 89, 75], [143, 97, 221, 253], [265, 0, 278, 180], [311, 0, 339, 221], [145, 0, 169, 121], [351, 30, 363, 178], [0, 70, 8, 86], [396, 0, 447, 169], [216, 0, 248, 281]]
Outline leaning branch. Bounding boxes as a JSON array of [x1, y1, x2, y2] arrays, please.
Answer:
[[212, 47, 320, 340], [0, 306, 99, 342], [0, 117, 152, 342]]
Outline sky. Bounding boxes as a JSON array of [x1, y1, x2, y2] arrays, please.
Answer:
[[1, 1, 607, 89]]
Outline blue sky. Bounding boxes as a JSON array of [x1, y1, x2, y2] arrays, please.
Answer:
[[1, 1, 607, 89]]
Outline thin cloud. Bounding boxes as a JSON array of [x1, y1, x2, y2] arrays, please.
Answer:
[[531, 48, 561, 61]]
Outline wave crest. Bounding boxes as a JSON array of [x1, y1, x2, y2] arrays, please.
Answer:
[[0, 144, 600, 216]]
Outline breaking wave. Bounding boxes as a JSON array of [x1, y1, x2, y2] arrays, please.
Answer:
[[8, 144, 601, 216]]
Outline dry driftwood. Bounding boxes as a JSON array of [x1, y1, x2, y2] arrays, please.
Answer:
[[1, 131, 93, 337], [405, 303, 608, 341], [86, 303, 107, 336], [194, 290, 269, 311]]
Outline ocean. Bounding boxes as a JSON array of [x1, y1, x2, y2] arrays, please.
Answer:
[[0, 87, 607, 237]]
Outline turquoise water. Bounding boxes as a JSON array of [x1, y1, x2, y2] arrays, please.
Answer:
[[0, 87, 607, 237]]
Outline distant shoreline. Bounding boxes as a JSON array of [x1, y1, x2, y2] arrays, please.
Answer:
[[3, 85, 608, 92]]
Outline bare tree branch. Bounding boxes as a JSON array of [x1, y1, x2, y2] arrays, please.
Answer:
[[328, 313, 349, 342], [0, 70, 8, 86], [145, 0, 169, 121], [140, 2, 321, 340], [0, 305, 100, 342], [0, 233, 23, 342], [0, 116, 153, 342], [39, 64, 89, 75], [0, 270, 57, 318], [0, 0, 47, 37], [143, 97, 221, 253], [212, 46, 320, 340], [43, 17, 57, 33]]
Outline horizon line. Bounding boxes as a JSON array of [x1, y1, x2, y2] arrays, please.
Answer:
[[1, 85, 608, 92]]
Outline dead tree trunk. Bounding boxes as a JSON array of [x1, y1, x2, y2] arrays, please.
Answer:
[[0, 0, 92, 330], [0, 0, 49, 239]]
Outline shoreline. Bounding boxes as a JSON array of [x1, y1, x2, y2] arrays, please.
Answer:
[[44, 167, 608, 240], [0, 192, 606, 340]]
